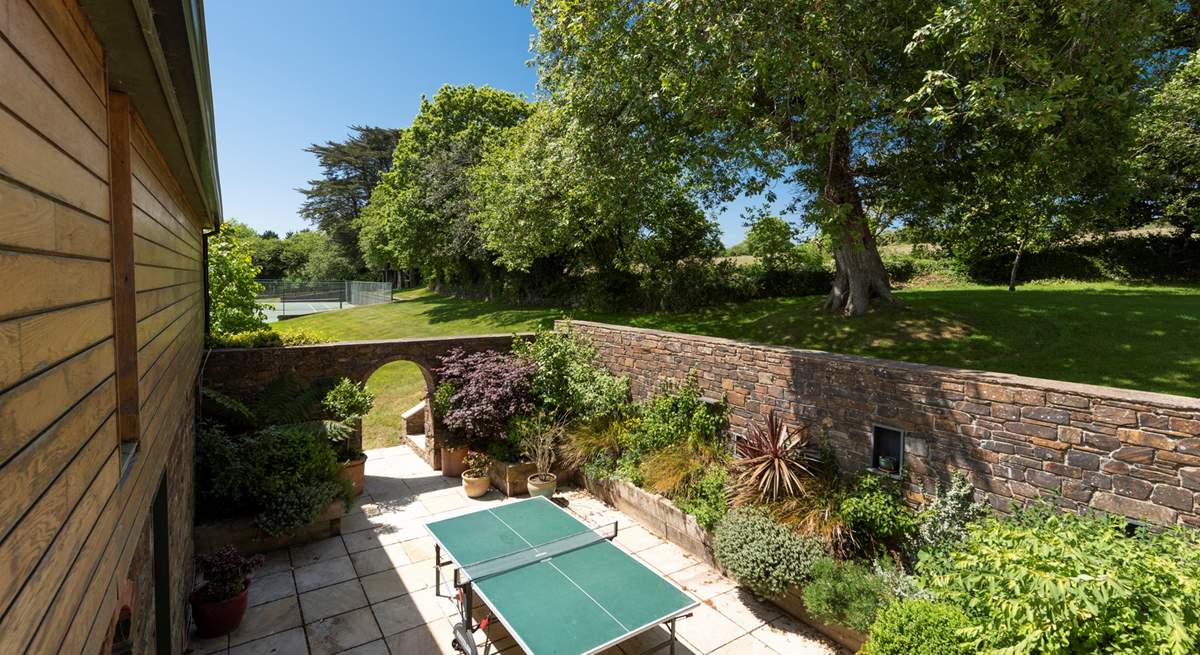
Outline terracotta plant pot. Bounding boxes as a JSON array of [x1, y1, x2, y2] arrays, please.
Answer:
[[337, 453, 368, 496], [441, 446, 468, 478], [527, 472, 557, 498], [190, 579, 251, 638], [462, 470, 491, 498]]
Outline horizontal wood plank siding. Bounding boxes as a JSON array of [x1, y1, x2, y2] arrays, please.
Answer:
[[0, 2, 206, 652]]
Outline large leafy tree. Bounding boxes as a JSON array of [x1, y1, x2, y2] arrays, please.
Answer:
[[358, 86, 533, 286], [246, 229, 286, 279], [744, 216, 802, 271], [275, 230, 355, 281], [528, 0, 1174, 311], [469, 103, 719, 284], [1134, 52, 1200, 240], [528, 0, 938, 315], [898, 0, 1175, 289], [298, 125, 402, 271], [208, 221, 266, 334]]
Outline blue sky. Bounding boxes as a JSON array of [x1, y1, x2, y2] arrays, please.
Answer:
[[206, 2, 769, 246]]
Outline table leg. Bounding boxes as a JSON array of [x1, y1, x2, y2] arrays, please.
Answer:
[[669, 618, 676, 655], [434, 543, 442, 596]]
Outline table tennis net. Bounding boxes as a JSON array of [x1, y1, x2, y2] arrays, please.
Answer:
[[462, 521, 618, 581]]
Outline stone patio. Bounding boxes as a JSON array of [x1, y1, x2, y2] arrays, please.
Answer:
[[187, 445, 844, 655]]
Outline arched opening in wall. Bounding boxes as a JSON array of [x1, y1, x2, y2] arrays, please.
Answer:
[[363, 360, 435, 453]]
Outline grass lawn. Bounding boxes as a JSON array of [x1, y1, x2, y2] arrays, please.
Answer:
[[277, 284, 1200, 448]]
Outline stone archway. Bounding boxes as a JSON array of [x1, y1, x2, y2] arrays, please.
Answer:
[[201, 334, 530, 468], [360, 358, 439, 464]]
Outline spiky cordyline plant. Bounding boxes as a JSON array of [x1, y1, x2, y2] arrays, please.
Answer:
[[730, 410, 818, 505]]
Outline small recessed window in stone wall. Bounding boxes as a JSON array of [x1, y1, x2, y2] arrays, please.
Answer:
[[872, 425, 904, 475]]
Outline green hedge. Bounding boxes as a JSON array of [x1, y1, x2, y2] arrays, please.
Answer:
[[862, 600, 969, 655], [968, 233, 1200, 284], [206, 328, 323, 348]]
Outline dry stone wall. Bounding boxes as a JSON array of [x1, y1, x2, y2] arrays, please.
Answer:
[[564, 321, 1200, 527]]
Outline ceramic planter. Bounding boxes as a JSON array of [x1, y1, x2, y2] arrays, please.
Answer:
[[441, 446, 468, 477], [337, 453, 368, 496], [189, 579, 251, 638], [527, 472, 557, 498], [462, 470, 491, 498]]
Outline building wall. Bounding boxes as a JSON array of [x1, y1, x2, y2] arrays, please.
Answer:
[[565, 321, 1200, 528], [0, 1, 202, 653]]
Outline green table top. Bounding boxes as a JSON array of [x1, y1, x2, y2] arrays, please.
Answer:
[[426, 497, 697, 655]]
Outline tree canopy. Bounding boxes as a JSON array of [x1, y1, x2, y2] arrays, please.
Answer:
[[208, 221, 266, 334], [470, 103, 719, 282], [526, 0, 1177, 311], [298, 125, 402, 271], [357, 85, 534, 287], [358, 85, 720, 302], [1134, 52, 1200, 237], [896, 0, 1174, 289], [744, 217, 801, 271]]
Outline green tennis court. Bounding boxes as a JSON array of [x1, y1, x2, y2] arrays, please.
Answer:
[[426, 497, 697, 655]]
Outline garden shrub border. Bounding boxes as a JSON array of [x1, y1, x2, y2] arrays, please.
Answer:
[[578, 471, 867, 651]]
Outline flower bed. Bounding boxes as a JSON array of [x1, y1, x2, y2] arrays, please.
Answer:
[[580, 472, 715, 567]]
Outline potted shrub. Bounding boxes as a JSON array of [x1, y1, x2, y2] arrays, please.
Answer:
[[433, 349, 534, 478], [322, 378, 375, 496], [877, 455, 898, 474], [523, 419, 563, 498], [487, 419, 537, 496], [462, 451, 492, 498], [190, 545, 263, 638]]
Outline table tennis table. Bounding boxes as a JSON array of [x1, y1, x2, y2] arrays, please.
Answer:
[[426, 497, 698, 655]]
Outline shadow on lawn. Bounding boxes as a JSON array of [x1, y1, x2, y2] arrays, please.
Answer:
[[407, 291, 560, 331]]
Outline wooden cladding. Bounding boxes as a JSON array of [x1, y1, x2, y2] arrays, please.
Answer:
[[0, 0, 206, 652], [107, 92, 140, 443]]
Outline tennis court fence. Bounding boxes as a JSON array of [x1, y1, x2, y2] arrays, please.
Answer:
[[255, 279, 392, 317]]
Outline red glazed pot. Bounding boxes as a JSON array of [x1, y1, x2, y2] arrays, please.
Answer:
[[190, 579, 251, 638]]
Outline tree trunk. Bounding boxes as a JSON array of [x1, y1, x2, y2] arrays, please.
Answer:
[[821, 130, 899, 317], [1008, 241, 1025, 292]]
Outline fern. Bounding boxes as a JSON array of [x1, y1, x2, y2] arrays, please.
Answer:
[[201, 387, 257, 431], [252, 374, 330, 425]]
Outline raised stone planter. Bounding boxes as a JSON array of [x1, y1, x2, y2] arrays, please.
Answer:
[[773, 588, 868, 652], [194, 501, 345, 557], [489, 460, 538, 496], [580, 472, 717, 567], [579, 472, 867, 652]]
